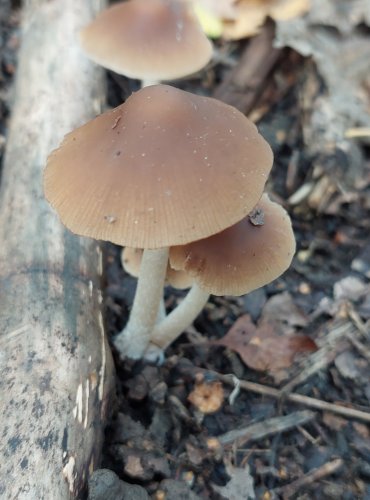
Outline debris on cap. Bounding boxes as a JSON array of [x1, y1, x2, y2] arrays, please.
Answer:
[[170, 194, 296, 296]]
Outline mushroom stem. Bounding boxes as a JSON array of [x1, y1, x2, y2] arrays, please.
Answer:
[[149, 283, 210, 350], [157, 297, 167, 323], [114, 247, 169, 359], [141, 79, 159, 88]]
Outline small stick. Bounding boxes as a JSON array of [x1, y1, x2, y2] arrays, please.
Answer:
[[218, 410, 315, 446], [276, 458, 343, 499], [347, 305, 370, 337], [346, 334, 370, 363], [280, 321, 354, 394], [230, 376, 370, 423], [193, 368, 370, 423]]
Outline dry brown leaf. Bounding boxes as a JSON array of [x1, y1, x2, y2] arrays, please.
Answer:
[[222, 0, 310, 40], [194, 0, 237, 20], [269, 0, 310, 21], [215, 314, 317, 374], [223, 1, 266, 39]]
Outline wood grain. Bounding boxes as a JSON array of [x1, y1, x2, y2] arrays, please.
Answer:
[[0, 1, 114, 498]]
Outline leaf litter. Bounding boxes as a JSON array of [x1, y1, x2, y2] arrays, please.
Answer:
[[214, 313, 317, 381]]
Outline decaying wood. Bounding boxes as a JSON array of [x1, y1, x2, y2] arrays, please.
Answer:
[[0, 1, 114, 499], [213, 22, 282, 115], [276, 458, 344, 499], [218, 410, 315, 446]]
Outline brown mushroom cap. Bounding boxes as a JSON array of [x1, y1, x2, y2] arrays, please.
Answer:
[[44, 85, 273, 249], [80, 0, 213, 81], [122, 247, 193, 289], [169, 194, 296, 296]]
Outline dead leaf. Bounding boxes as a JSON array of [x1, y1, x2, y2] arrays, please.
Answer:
[[307, 0, 370, 34], [222, 1, 266, 39], [212, 465, 255, 500], [269, 0, 311, 21], [334, 351, 361, 380], [193, 0, 237, 20], [274, 0, 370, 191], [222, 0, 310, 40], [261, 291, 308, 328], [333, 276, 368, 302], [215, 314, 317, 375]]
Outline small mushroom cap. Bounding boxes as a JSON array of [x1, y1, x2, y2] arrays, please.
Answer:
[[44, 85, 273, 248], [80, 0, 213, 80], [169, 194, 296, 296], [122, 247, 193, 289]]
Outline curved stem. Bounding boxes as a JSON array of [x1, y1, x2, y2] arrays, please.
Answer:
[[114, 247, 169, 359], [150, 283, 210, 350]]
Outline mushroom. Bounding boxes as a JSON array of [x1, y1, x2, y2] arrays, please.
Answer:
[[44, 84, 273, 359], [79, 0, 213, 87], [121, 246, 192, 324], [147, 194, 295, 355], [122, 247, 193, 290]]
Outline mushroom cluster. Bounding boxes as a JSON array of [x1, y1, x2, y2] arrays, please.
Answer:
[[44, 84, 295, 359]]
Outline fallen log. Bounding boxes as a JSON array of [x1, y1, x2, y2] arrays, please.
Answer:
[[0, 1, 114, 499]]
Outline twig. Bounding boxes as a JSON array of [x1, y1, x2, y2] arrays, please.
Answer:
[[297, 425, 319, 445], [280, 321, 354, 394], [228, 377, 370, 423], [276, 458, 343, 499], [346, 334, 370, 363], [347, 305, 370, 337], [193, 368, 370, 423], [218, 410, 315, 446]]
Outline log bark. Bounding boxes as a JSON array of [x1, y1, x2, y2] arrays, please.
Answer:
[[0, 1, 114, 499]]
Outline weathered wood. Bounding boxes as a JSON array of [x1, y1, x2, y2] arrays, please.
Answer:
[[213, 22, 282, 115], [0, 1, 114, 499]]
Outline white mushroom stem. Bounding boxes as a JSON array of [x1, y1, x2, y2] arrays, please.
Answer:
[[114, 247, 169, 359], [141, 79, 159, 88], [157, 297, 167, 323], [150, 283, 210, 351]]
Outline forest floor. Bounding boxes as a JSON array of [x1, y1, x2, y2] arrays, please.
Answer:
[[2, 1, 370, 499]]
